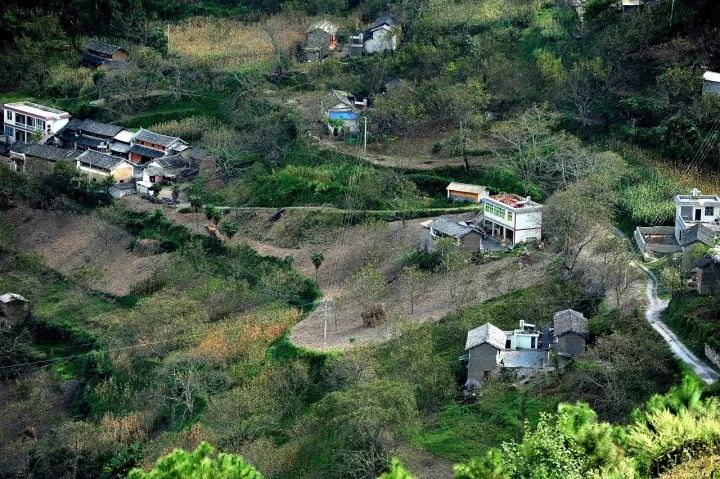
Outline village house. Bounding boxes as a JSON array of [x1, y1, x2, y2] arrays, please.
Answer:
[[674, 189, 720, 244], [446, 182, 489, 203], [363, 13, 400, 54], [471, 193, 543, 246], [136, 155, 191, 194], [128, 128, 188, 164], [325, 90, 366, 136], [82, 39, 128, 69], [304, 21, 338, 61], [695, 250, 720, 295], [3, 102, 70, 144], [463, 320, 549, 387], [8, 143, 82, 173], [76, 150, 134, 183], [348, 13, 400, 57], [55, 119, 130, 153], [551, 309, 588, 358], [0, 293, 28, 329], [703, 71, 720, 96], [635, 189, 720, 259], [421, 216, 483, 252]]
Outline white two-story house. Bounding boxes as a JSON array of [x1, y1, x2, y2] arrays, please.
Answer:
[[3, 102, 70, 144], [472, 193, 543, 245], [674, 189, 720, 245]]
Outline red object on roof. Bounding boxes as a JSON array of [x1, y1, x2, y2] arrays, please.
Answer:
[[496, 194, 523, 208]]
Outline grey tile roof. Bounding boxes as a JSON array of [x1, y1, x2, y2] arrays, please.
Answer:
[[133, 128, 183, 147], [306, 20, 338, 34], [87, 40, 125, 56], [77, 150, 126, 171], [680, 224, 719, 247], [698, 253, 720, 268], [430, 216, 475, 239], [465, 323, 507, 350], [153, 155, 187, 169], [109, 141, 131, 154], [60, 119, 124, 139], [81, 52, 108, 66], [553, 309, 588, 338], [128, 144, 165, 159], [372, 13, 398, 29], [10, 143, 82, 162]]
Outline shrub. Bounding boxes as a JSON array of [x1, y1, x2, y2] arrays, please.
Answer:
[[361, 303, 388, 328]]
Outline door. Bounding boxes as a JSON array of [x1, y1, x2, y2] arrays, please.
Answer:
[[695, 209, 702, 221]]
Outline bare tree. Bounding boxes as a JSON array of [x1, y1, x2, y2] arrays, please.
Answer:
[[399, 265, 428, 314]]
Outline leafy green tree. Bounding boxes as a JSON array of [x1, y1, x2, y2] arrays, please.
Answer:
[[128, 441, 263, 478], [150, 182, 163, 197], [310, 251, 324, 283], [222, 220, 238, 240], [205, 204, 222, 225]]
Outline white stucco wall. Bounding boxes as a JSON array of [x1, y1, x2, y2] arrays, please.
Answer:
[[364, 27, 398, 54]]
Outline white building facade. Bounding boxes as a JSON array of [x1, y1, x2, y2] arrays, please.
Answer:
[[474, 194, 543, 245], [3, 102, 70, 144], [674, 189, 720, 242]]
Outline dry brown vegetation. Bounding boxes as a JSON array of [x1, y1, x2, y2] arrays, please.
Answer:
[[168, 16, 305, 70], [3, 206, 169, 297]]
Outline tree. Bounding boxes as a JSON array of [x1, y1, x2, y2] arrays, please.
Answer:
[[205, 204, 222, 225], [399, 265, 428, 314], [299, 379, 419, 479], [222, 220, 238, 240], [564, 58, 610, 126], [128, 442, 263, 478], [310, 251, 325, 283], [171, 183, 180, 203], [189, 195, 202, 232], [150, 182, 163, 197], [378, 459, 416, 479]]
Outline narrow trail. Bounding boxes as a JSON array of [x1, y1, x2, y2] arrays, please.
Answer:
[[640, 265, 720, 384]]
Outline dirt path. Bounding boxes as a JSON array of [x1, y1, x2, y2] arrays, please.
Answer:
[[640, 265, 720, 384], [395, 440, 454, 479]]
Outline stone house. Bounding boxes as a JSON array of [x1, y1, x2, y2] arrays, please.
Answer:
[[304, 21, 338, 61], [552, 309, 589, 358], [696, 253, 720, 295], [8, 143, 82, 174], [421, 216, 483, 252], [0, 293, 28, 326], [464, 323, 506, 386], [82, 40, 128, 69]]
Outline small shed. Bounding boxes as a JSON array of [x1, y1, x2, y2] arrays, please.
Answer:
[[703, 71, 720, 96], [305, 21, 339, 61], [697, 253, 720, 295], [327, 103, 359, 135], [552, 309, 589, 358], [446, 182, 489, 203], [0, 293, 29, 323], [421, 216, 483, 252], [363, 13, 400, 54], [465, 322, 506, 385]]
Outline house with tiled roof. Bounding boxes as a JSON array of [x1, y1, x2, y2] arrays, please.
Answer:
[[463, 320, 548, 386], [128, 128, 188, 164], [56, 119, 130, 153], [8, 143, 83, 173], [552, 309, 588, 358], [696, 251, 720, 295], [76, 150, 134, 183], [420, 216, 483, 252], [82, 40, 128, 69]]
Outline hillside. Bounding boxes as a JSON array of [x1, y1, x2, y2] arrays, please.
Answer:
[[2, 0, 720, 478]]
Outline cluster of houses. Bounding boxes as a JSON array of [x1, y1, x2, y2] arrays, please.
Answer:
[[303, 13, 400, 62], [1, 100, 202, 198], [634, 188, 720, 295], [421, 183, 544, 252], [462, 309, 589, 387]]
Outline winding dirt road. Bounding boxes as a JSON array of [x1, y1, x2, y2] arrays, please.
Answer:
[[641, 265, 720, 384]]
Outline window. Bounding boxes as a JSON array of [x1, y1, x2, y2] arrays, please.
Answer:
[[4, 126, 14, 138], [507, 211, 513, 221], [484, 203, 507, 219], [15, 114, 25, 126], [530, 337, 536, 349], [505, 339, 511, 349], [5, 110, 11, 121], [36, 119, 45, 131], [706, 207, 715, 217], [16, 130, 26, 143]]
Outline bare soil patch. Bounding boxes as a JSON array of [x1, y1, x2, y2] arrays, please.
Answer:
[[4, 206, 169, 297]]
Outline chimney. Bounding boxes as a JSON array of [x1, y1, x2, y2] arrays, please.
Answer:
[[519, 320, 524, 329], [525, 196, 531, 202], [692, 188, 701, 197]]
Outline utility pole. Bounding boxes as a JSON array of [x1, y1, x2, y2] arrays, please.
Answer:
[[322, 298, 330, 349], [363, 116, 368, 156]]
